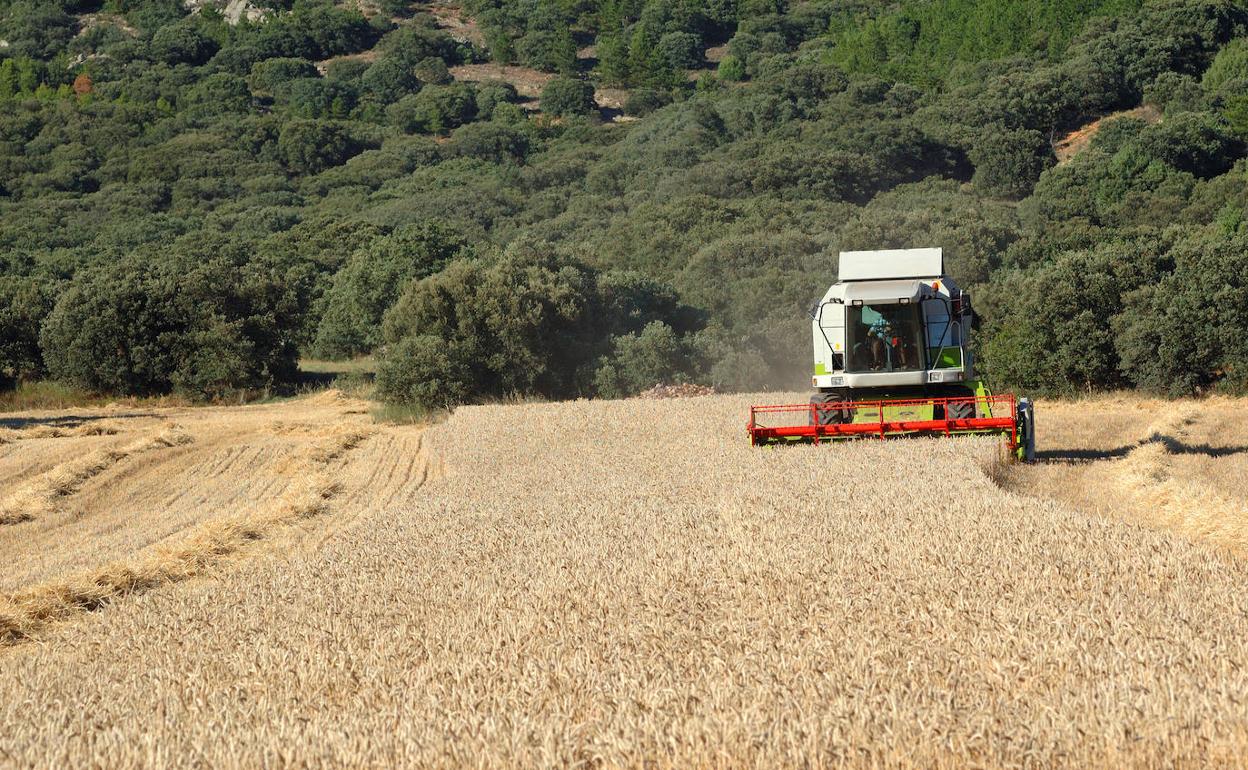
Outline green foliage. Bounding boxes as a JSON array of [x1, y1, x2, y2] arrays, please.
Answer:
[[657, 31, 703, 69], [374, 334, 472, 409], [278, 119, 362, 174], [376, 248, 700, 407], [39, 244, 300, 398], [1202, 37, 1248, 94], [832, 0, 1149, 85], [414, 56, 452, 85], [183, 73, 252, 116], [593, 321, 703, 397], [248, 58, 319, 94], [151, 22, 218, 65], [314, 224, 469, 358], [359, 57, 420, 104], [386, 84, 477, 134], [1115, 230, 1248, 394], [624, 87, 673, 116], [5, 0, 1248, 405], [970, 128, 1054, 199], [717, 54, 746, 81], [1226, 93, 1248, 136], [540, 77, 596, 117], [0, 275, 54, 387]]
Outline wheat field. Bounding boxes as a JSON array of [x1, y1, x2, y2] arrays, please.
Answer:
[[0, 391, 1247, 768]]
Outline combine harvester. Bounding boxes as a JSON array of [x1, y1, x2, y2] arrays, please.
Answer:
[[748, 248, 1036, 461]]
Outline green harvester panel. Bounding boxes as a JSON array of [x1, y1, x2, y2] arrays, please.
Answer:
[[851, 402, 935, 423]]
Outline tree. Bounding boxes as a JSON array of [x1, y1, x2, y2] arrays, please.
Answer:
[[248, 58, 319, 94], [359, 57, 420, 104], [378, 248, 701, 406], [183, 73, 252, 116], [150, 23, 218, 65], [970, 127, 1053, 199], [1226, 93, 1248, 137], [515, 26, 577, 73], [1115, 231, 1248, 395], [0, 276, 54, 388], [593, 321, 703, 397], [39, 247, 301, 399], [1201, 37, 1248, 95], [541, 77, 596, 117], [718, 54, 746, 81], [658, 31, 704, 70], [414, 56, 452, 85], [386, 84, 477, 134], [374, 334, 473, 409], [278, 120, 362, 174], [314, 224, 469, 358]]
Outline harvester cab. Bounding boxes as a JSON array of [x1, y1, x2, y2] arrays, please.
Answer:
[[748, 248, 1036, 461]]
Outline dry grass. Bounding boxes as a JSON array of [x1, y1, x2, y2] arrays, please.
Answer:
[[0, 393, 1246, 767]]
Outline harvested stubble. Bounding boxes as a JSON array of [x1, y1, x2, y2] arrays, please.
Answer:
[[1006, 395, 1248, 555], [1, 394, 1247, 768], [0, 424, 192, 525]]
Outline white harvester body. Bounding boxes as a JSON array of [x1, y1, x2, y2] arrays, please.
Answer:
[[810, 248, 974, 391]]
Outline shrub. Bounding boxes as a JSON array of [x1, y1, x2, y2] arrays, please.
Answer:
[[658, 32, 703, 70], [378, 248, 701, 406], [151, 23, 218, 66], [717, 54, 746, 81], [39, 250, 300, 399], [359, 57, 420, 104], [414, 56, 452, 85], [624, 87, 673, 116], [183, 73, 252, 116], [541, 77, 596, 117], [1115, 232, 1248, 395], [970, 128, 1053, 199], [386, 84, 477, 134], [447, 122, 530, 163], [474, 80, 519, 119], [277, 77, 358, 119], [1203, 38, 1248, 94], [0, 276, 54, 388], [593, 321, 703, 397], [314, 223, 469, 358], [278, 120, 362, 174], [515, 27, 577, 73], [374, 334, 473, 409], [248, 58, 319, 94]]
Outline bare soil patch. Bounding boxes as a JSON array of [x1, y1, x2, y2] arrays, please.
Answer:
[[1055, 105, 1162, 164]]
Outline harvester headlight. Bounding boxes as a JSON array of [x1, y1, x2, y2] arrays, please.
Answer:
[[899, 297, 910, 304], [851, 299, 864, 307], [830, 376, 844, 386], [928, 371, 944, 383]]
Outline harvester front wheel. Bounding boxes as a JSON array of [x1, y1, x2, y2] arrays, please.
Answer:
[[809, 391, 850, 426], [935, 386, 976, 420]]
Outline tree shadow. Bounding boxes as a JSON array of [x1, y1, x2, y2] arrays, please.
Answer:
[[0, 413, 163, 431], [1037, 433, 1248, 465]]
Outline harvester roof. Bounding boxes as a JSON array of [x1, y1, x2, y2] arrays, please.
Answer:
[[838, 247, 943, 282], [841, 280, 927, 303]]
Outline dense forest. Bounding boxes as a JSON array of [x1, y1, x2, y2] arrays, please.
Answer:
[[1, 0, 1247, 407]]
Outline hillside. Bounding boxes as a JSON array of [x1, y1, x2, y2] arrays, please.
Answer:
[[1, 0, 1248, 409], [2, 392, 1248, 765]]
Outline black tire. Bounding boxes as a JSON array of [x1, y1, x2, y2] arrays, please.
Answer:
[[946, 399, 975, 420], [933, 385, 976, 420], [809, 391, 850, 426]]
